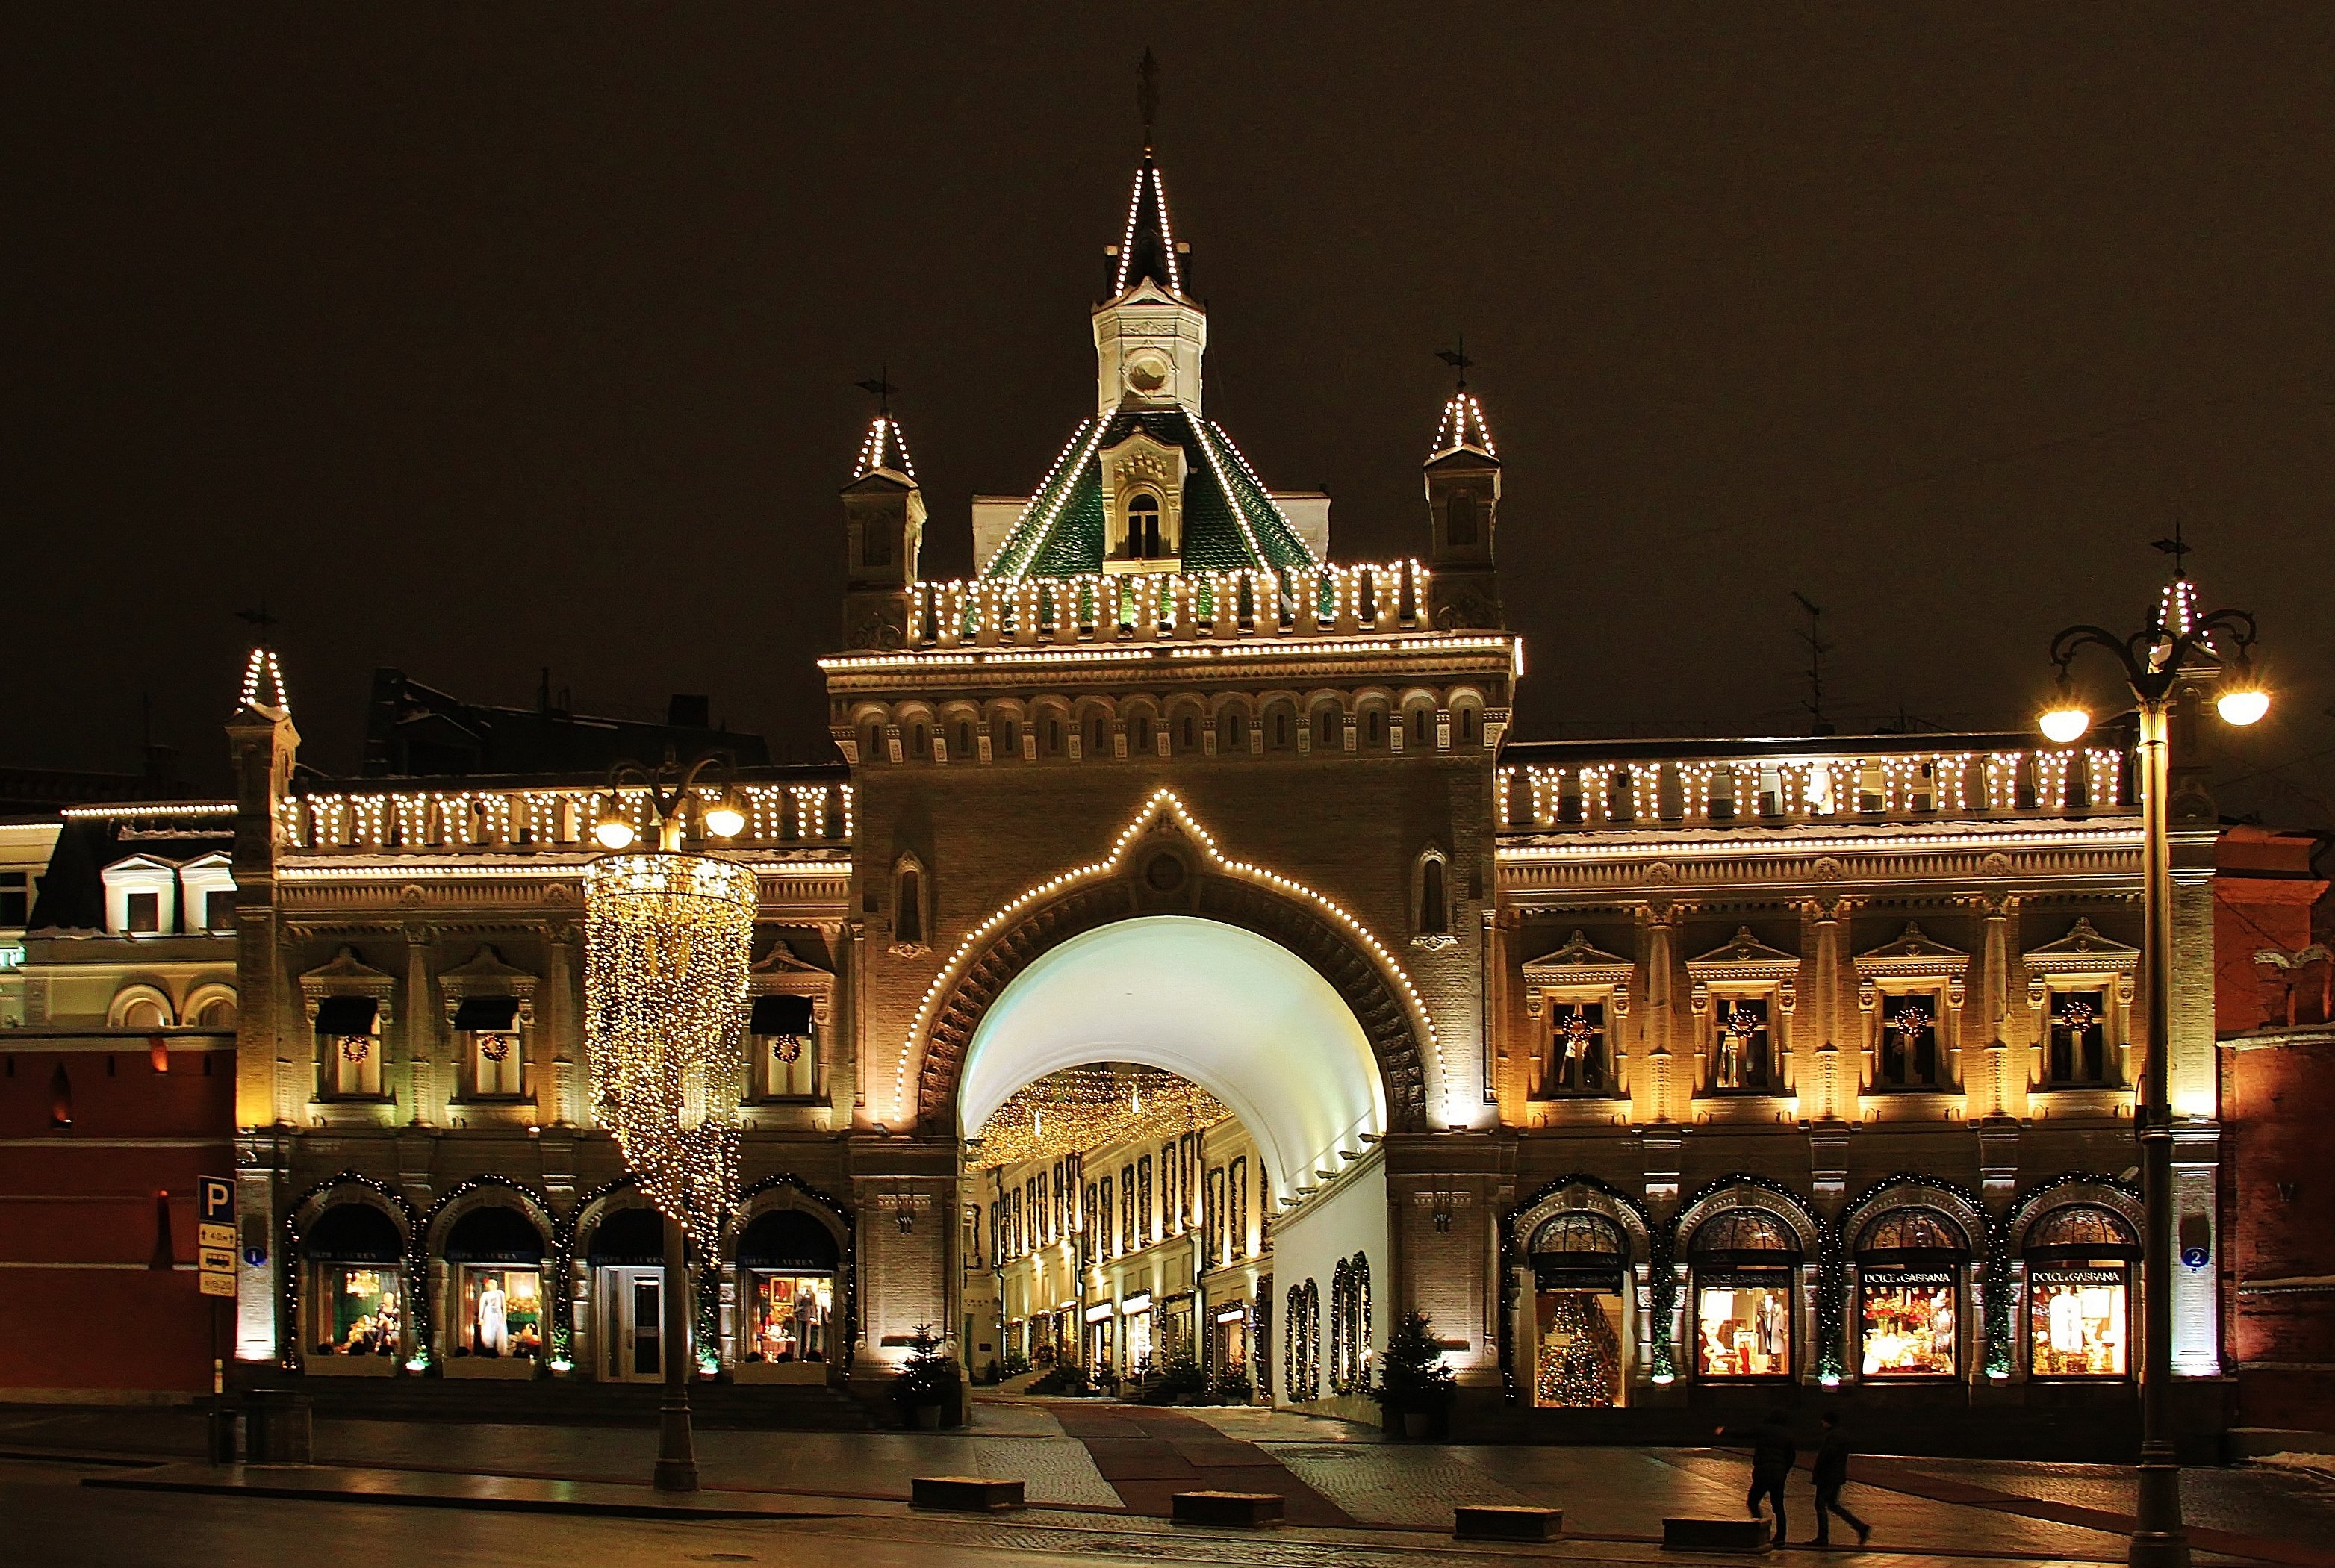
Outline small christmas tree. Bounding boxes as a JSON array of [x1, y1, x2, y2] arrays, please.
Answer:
[[1371, 1310, 1456, 1422]]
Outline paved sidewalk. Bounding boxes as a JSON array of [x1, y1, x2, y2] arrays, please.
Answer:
[[10, 1399, 2334, 1568]]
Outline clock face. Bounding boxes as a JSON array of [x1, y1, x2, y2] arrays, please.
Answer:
[[1126, 354, 1169, 394]]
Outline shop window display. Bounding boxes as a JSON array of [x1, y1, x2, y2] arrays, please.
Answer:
[[1856, 1207, 1966, 1379], [1690, 1208, 1799, 1379], [736, 1207, 840, 1374], [1529, 1213, 1628, 1407], [458, 1268, 542, 1358], [2025, 1206, 2137, 1378], [748, 1274, 833, 1363], [303, 1201, 405, 1360]]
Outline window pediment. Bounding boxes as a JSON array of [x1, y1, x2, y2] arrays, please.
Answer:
[[1523, 930, 1632, 1015], [2023, 917, 2139, 977], [301, 945, 397, 1018], [1687, 927, 1800, 986], [748, 945, 835, 1027], [1853, 921, 1968, 980], [438, 944, 537, 1026]]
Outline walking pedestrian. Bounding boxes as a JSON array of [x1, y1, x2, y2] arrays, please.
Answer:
[[1809, 1410, 1872, 1549], [1716, 1407, 1797, 1546]]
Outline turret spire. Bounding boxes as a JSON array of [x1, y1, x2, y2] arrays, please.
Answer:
[[233, 606, 290, 715], [1108, 52, 1186, 297], [852, 373, 916, 480], [1430, 338, 1496, 456]]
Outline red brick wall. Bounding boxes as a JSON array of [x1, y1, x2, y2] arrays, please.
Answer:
[[0, 1039, 236, 1396]]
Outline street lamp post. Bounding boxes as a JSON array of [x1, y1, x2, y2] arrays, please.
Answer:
[[584, 754, 753, 1493], [2040, 596, 2266, 1568]]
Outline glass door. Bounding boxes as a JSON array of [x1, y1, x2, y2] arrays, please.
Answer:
[[600, 1266, 665, 1382]]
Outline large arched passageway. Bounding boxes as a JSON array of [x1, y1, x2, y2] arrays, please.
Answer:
[[957, 915, 1387, 1204]]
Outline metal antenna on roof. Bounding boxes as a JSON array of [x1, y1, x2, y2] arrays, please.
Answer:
[[1793, 591, 1835, 737], [1434, 335, 1475, 392], [1137, 48, 1161, 152]]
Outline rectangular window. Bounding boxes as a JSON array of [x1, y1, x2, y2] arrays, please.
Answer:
[[2028, 1267, 2127, 1377], [456, 1266, 542, 1360], [1859, 1271, 1957, 1378], [1877, 991, 1945, 1089], [124, 891, 161, 933], [0, 871, 29, 927], [2047, 989, 2111, 1086], [1098, 1177, 1113, 1256], [1538, 1000, 1609, 1097], [747, 1272, 833, 1363], [1711, 996, 1773, 1092], [317, 1264, 402, 1358], [205, 889, 236, 931]]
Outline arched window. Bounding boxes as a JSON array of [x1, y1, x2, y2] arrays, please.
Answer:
[[1458, 706, 1479, 746], [2024, 1205, 2138, 1379], [893, 862, 925, 948], [1315, 706, 1341, 750], [1125, 493, 1163, 559], [1086, 715, 1110, 756], [1689, 1208, 1800, 1381], [1363, 707, 1384, 748], [1446, 488, 1477, 547], [1178, 713, 1197, 753], [195, 995, 238, 1029], [859, 720, 883, 762], [1130, 713, 1153, 753], [1856, 1207, 1968, 1381], [1268, 706, 1295, 752], [1417, 853, 1449, 938], [954, 718, 974, 760], [1042, 713, 1065, 757], [121, 996, 169, 1030], [1408, 706, 1432, 749], [990, 715, 1019, 759]]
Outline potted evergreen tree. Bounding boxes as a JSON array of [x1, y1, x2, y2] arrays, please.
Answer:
[[1372, 1310, 1456, 1438], [892, 1323, 960, 1429]]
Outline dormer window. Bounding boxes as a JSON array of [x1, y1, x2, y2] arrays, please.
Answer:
[[1125, 492, 1165, 559]]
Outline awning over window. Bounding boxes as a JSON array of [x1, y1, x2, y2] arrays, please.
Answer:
[[738, 1207, 839, 1272], [750, 994, 814, 1037], [314, 996, 378, 1035], [441, 1204, 544, 1263], [304, 1201, 404, 1263], [453, 996, 520, 1032]]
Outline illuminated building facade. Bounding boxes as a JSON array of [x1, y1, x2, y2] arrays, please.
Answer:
[[60, 140, 2229, 1445]]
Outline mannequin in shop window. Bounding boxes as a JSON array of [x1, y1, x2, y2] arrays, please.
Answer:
[[476, 1278, 508, 1356]]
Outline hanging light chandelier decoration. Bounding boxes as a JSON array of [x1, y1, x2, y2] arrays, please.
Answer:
[[968, 1063, 1228, 1169], [582, 757, 755, 1242]]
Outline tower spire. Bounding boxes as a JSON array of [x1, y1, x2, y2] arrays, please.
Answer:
[[1430, 341, 1495, 457], [233, 605, 290, 715], [853, 371, 915, 479], [1107, 52, 1186, 298]]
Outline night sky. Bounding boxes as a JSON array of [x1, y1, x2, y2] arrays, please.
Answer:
[[10, 9, 2332, 824]]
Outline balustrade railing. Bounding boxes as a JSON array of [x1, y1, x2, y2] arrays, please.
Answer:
[[278, 780, 854, 852], [904, 561, 1431, 650], [1498, 744, 2129, 832]]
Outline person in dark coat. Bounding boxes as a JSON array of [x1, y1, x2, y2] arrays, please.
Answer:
[[1810, 1410, 1872, 1548], [1717, 1408, 1797, 1545]]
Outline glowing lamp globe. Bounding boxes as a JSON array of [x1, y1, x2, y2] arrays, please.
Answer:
[[2216, 686, 2269, 727], [703, 791, 747, 840], [2038, 705, 2092, 745], [593, 814, 637, 851]]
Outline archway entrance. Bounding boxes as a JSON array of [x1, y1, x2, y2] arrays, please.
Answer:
[[954, 915, 1393, 1412]]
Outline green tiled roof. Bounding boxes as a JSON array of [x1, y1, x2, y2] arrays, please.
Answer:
[[981, 404, 1319, 580]]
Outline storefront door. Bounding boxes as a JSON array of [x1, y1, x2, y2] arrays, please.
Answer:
[[600, 1266, 665, 1383]]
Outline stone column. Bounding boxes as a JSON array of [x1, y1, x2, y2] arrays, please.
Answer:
[[404, 923, 436, 1125], [1637, 900, 1679, 1120], [1980, 892, 2018, 1118]]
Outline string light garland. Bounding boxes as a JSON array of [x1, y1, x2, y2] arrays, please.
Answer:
[[585, 853, 755, 1242], [968, 1064, 1227, 1169]]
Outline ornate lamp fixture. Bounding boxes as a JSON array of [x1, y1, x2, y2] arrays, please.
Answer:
[[581, 753, 753, 1493], [2039, 548, 2264, 1568]]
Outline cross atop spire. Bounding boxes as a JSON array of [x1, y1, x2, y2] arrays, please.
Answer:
[[2150, 522, 2202, 638], [1137, 47, 1161, 153], [851, 373, 916, 480]]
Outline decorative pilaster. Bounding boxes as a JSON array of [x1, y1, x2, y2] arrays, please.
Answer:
[[1980, 892, 2018, 1117], [1636, 900, 1679, 1121], [404, 923, 436, 1125], [544, 921, 579, 1126]]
